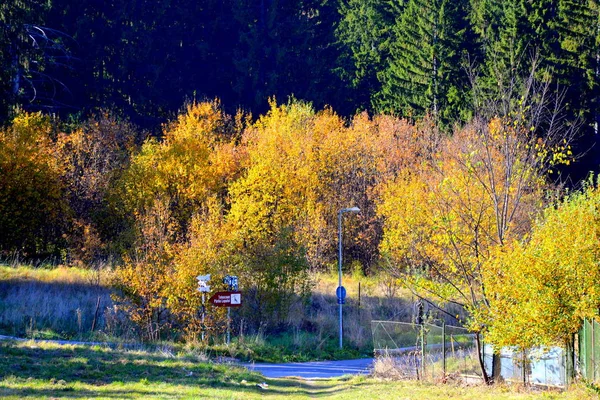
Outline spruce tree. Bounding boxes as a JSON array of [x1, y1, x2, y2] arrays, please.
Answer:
[[335, 0, 396, 111], [469, 0, 532, 116], [376, 0, 475, 124]]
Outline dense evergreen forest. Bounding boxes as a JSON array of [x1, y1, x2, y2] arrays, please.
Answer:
[[2, 0, 600, 175]]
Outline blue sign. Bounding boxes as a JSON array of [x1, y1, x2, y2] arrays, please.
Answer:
[[336, 286, 346, 304], [223, 275, 239, 291]]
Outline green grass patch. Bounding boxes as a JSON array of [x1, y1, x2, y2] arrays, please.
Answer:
[[206, 332, 368, 363], [0, 341, 597, 399]]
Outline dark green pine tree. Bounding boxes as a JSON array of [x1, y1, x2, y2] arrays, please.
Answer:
[[471, 0, 600, 179], [469, 0, 532, 115], [551, 0, 600, 174], [231, 0, 342, 114], [472, 0, 598, 119], [0, 0, 52, 122], [335, 0, 396, 112], [375, 0, 475, 124]]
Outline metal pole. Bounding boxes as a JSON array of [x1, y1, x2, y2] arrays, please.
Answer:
[[337, 207, 359, 350], [442, 322, 446, 378], [227, 307, 231, 345], [201, 293, 205, 342], [522, 350, 526, 385], [421, 324, 425, 379], [593, 319, 596, 382], [338, 209, 343, 349]]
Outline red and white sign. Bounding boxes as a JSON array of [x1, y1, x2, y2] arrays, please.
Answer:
[[209, 291, 242, 307]]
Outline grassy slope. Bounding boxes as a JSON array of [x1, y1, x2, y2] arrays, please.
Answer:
[[0, 341, 597, 399], [0, 265, 405, 361], [0, 265, 114, 341]]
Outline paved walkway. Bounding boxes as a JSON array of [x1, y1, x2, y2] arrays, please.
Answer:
[[243, 358, 374, 379]]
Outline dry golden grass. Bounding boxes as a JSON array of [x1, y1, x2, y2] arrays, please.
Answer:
[[0, 264, 440, 354], [0, 264, 119, 340], [0, 263, 113, 285]]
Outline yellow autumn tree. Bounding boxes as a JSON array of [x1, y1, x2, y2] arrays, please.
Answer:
[[114, 101, 247, 339], [378, 114, 569, 383], [484, 180, 600, 351], [119, 100, 245, 241], [167, 196, 231, 342], [0, 111, 69, 257], [232, 99, 419, 274], [225, 100, 314, 329]]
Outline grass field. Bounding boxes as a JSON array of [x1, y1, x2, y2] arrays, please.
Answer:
[[0, 340, 598, 399], [0, 264, 415, 360]]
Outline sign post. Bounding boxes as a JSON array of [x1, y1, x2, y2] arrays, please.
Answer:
[[210, 275, 239, 345], [196, 274, 211, 342], [338, 207, 360, 349]]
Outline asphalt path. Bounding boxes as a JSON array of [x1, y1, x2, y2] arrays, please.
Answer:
[[242, 358, 375, 379]]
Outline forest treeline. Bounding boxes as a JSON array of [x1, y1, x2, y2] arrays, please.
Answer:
[[2, 1, 600, 167]]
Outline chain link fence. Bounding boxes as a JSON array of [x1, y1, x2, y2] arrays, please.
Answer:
[[371, 319, 572, 386], [371, 320, 480, 381]]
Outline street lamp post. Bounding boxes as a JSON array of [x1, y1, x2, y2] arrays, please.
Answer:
[[338, 206, 360, 349]]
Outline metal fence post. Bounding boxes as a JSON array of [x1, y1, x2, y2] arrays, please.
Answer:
[[593, 319, 596, 382], [522, 350, 526, 385], [442, 322, 446, 378], [226, 306, 231, 345], [421, 324, 425, 380], [583, 319, 589, 381]]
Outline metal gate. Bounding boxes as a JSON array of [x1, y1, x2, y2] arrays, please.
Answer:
[[580, 318, 600, 383]]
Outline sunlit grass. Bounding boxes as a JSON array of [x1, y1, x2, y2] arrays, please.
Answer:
[[0, 264, 113, 285], [0, 263, 448, 362], [0, 341, 597, 399]]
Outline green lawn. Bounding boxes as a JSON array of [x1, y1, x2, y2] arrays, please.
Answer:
[[0, 341, 598, 399]]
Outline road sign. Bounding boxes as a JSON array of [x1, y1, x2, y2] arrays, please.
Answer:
[[197, 274, 211, 293], [209, 291, 242, 307], [197, 284, 211, 293], [336, 286, 346, 304], [223, 275, 238, 291]]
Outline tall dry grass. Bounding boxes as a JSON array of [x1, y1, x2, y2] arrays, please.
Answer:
[[279, 271, 417, 351], [0, 264, 131, 340], [1, 264, 450, 350]]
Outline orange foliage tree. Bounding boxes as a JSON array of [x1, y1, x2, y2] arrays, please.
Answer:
[[57, 111, 140, 264], [0, 111, 70, 257], [378, 112, 573, 382], [113, 197, 176, 341]]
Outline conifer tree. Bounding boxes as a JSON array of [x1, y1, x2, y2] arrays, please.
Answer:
[[376, 0, 474, 124], [335, 0, 396, 111]]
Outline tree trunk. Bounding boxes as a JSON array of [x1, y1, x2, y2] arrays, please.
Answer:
[[565, 334, 575, 386], [475, 332, 491, 384], [492, 352, 502, 383]]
